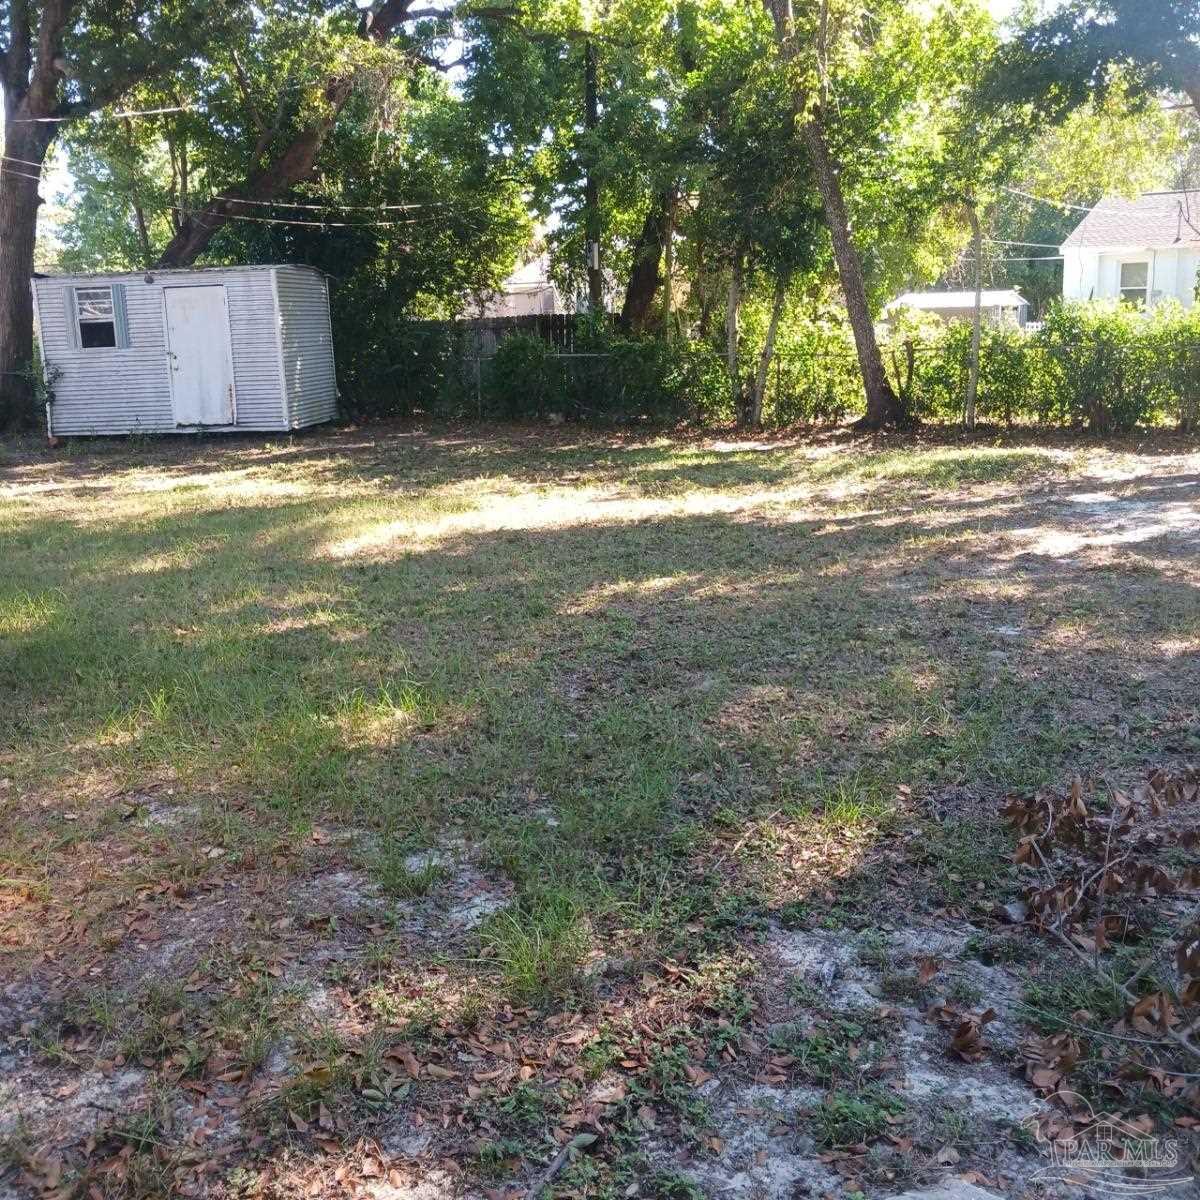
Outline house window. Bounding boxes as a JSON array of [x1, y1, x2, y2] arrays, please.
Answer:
[[1119, 261, 1149, 307], [75, 286, 117, 347]]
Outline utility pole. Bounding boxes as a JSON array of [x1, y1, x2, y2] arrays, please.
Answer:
[[584, 40, 603, 316]]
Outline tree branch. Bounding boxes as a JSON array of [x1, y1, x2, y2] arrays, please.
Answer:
[[27, 0, 73, 113], [384, 6, 451, 20], [3, 0, 32, 97], [1046, 925, 1200, 1064], [156, 0, 423, 266], [231, 49, 267, 136]]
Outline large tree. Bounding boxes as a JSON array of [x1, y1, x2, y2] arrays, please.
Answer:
[[993, 0, 1200, 121], [0, 0, 236, 423], [151, 0, 459, 269], [761, 0, 997, 428]]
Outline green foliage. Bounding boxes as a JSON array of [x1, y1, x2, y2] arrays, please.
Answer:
[[760, 312, 861, 426], [470, 327, 729, 425], [480, 892, 589, 1005], [895, 302, 1200, 432], [987, 1, 1200, 126], [341, 321, 469, 421], [374, 300, 1200, 431], [5, 344, 56, 431], [811, 1085, 907, 1149]]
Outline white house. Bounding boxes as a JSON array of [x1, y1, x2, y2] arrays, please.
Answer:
[[1060, 190, 1200, 308], [33, 264, 338, 437], [885, 289, 1029, 327], [474, 253, 563, 318]]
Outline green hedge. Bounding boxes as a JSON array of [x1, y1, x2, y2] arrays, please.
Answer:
[[366, 302, 1200, 431], [472, 328, 730, 424], [886, 302, 1200, 433], [753, 302, 1200, 431]]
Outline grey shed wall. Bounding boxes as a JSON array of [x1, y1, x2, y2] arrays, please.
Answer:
[[33, 265, 337, 436], [274, 266, 338, 428]]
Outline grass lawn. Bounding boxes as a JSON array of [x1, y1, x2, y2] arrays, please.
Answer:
[[1, 424, 1198, 1199]]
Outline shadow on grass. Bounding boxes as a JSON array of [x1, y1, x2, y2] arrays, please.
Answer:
[[3, 449, 1197, 857], [3, 431, 1200, 1196]]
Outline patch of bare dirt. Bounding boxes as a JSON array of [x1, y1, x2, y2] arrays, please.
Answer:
[[0, 842, 513, 1199], [648, 1081, 840, 1200]]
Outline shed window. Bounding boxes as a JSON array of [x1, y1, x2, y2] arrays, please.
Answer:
[[1119, 261, 1149, 306], [75, 287, 117, 347]]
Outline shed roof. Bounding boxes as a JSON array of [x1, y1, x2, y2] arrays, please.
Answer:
[[1060, 191, 1200, 251], [890, 289, 1028, 310], [34, 263, 329, 281]]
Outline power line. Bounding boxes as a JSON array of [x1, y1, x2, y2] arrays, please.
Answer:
[[965, 254, 1064, 261], [14, 104, 189, 124], [39, 175, 505, 218], [1, 153, 47, 170], [1003, 185, 1094, 213], [167, 204, 418, 230], [0, 167, 45, 183], [984, 238, 1063, 248], [214, 194, 458, 213]]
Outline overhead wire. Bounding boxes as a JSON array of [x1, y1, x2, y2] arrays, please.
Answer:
[[186, 200, 504, 226], [984, 238, 1063, 248], [1002, 185, 1095, 212], [213, 194, 460, 213], [13, 104, 189, 123], [1, 153, 49, 170], [965, 253, 1064, 262], [166, 204, 422, 230]]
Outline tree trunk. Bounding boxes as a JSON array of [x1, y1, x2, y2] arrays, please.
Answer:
[[697, 286, 714, 340], [132, 201, 153, 267], [727, 250, 743, 419], [1182, 76, 1200, 121], [619, 191, 671, 332], [0, 101, 54, 425], [800, 118, 904, 429], [964, 201, 983, 431], [760, 0, 903, 429], [749, 274, 787, 427], [660, 186, 676, 336], [583, 39, 603, 315], [0, 0, 76, 426]]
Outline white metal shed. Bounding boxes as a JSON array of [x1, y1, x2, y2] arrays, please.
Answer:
[[32, 264, 338, 437]]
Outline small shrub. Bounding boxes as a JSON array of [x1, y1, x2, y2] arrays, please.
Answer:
[[370, 846, 445, 898], [481, 892, 588, 1004], [894, 300, 1200, 432], [811, 1085, 906, 1149]]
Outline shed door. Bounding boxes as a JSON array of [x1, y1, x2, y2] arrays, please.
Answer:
[[164, 286, 235, 426]]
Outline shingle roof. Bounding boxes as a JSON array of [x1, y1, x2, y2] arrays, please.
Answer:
[[890, 289, 1028, 310], [1061, 191, 1200, 251]]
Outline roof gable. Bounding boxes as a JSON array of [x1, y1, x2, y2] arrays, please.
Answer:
[[1062, 191, 1200, 251]]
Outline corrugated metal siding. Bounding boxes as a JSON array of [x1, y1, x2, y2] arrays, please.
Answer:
[[35, 268, 290, 436], [275, 267, 338, 428]]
